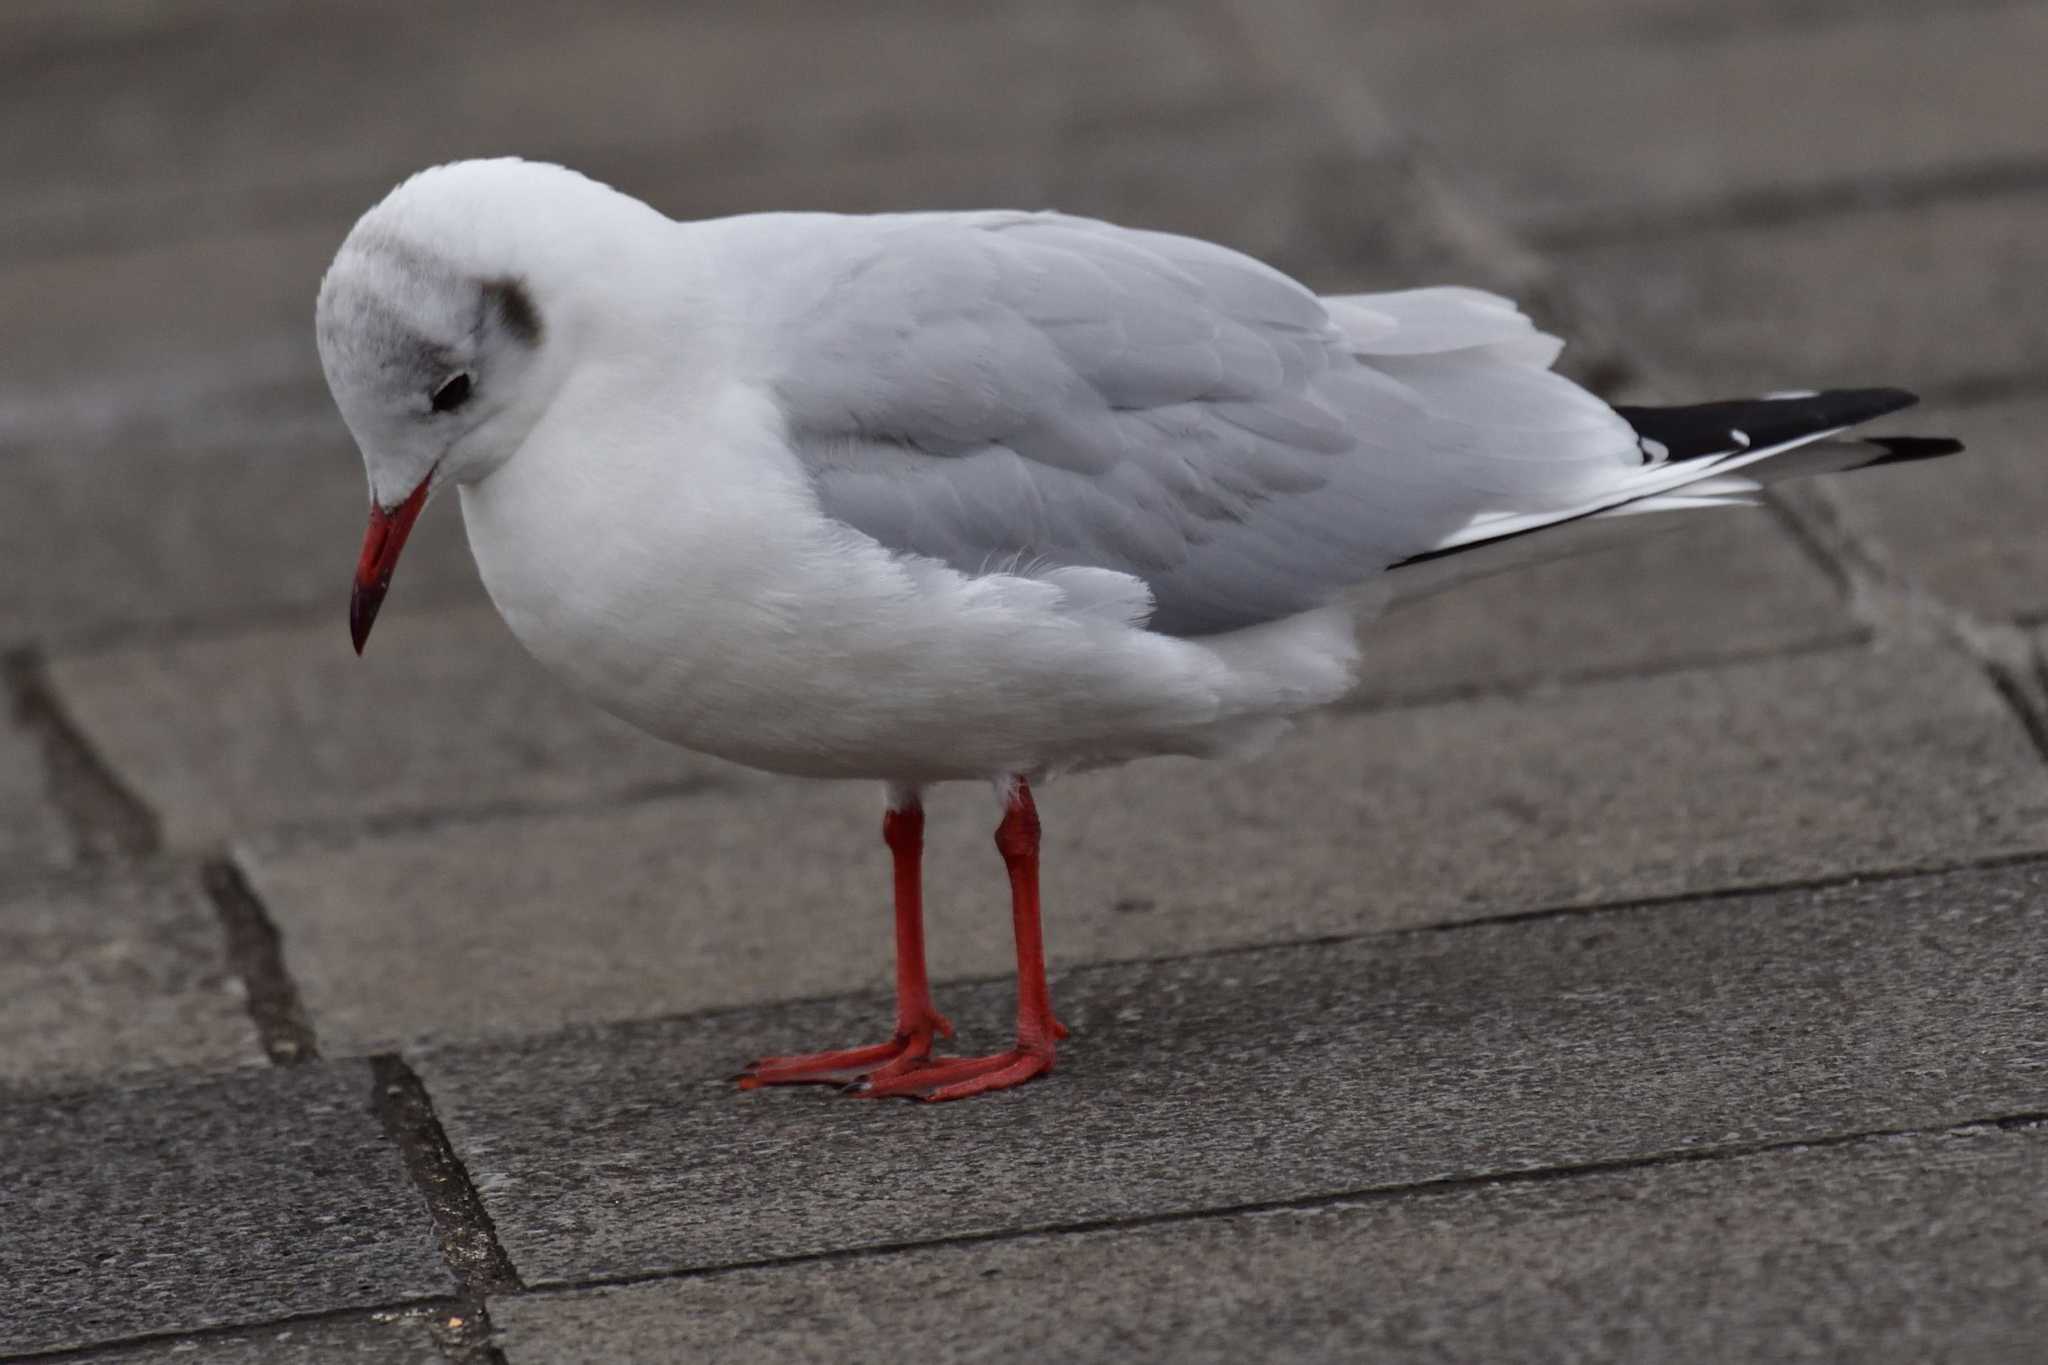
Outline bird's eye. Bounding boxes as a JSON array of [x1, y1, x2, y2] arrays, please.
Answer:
[[430, 373, 473, 413]]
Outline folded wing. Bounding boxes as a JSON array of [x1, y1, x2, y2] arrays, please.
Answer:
[[756, 211, 1640, 636]]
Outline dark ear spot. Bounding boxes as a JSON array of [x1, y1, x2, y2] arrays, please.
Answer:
[[482, 276, 544, 346]]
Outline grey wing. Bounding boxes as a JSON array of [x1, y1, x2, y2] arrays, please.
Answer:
[[766, 212, 1633, 636]]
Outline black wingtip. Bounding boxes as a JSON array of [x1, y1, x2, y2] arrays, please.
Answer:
[[1815, 386, 1920, 425], [1613, 386, 1931, 462]]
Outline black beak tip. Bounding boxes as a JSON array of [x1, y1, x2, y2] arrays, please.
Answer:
[[350, 584, 382, 655]]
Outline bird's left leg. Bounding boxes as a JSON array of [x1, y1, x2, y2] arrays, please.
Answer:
[[737, 786, 954, 1088], [857, 775, 1066, 1101]]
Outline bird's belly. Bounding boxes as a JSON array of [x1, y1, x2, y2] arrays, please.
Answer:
[[473, 584, 1124, 781], [459, 475, 1195, 782]]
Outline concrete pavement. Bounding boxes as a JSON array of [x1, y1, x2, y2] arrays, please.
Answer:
[[5, 2, 2046, 1361]]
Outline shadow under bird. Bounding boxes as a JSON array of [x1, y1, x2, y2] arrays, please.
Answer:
[[317, 158, 1959, 1101]]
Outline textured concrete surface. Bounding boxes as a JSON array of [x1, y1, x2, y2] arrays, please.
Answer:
[[1354, 506, 1858, 704], [0, 1063, 451, 1357], [415, 861, 2048, 1284], [0, 3, 1310, 257], [8, 0, 2047, 1358], [0, 871, 261, 1092], [70, 1313, 445, 1365], [0, 429, 484, 650], [1557, 189, 2048, 398], [249, 642, 2048, 1053], [51, 604, 728, 849], [1344, 3, 2048, 236], [1826, 395, 2048, 625], [492, 1122, 2048, 1365]]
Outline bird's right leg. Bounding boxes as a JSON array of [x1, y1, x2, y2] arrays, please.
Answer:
[[736, 788, 953, 1088]]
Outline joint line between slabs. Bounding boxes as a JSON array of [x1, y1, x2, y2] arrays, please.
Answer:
[[1763, 480, 2048, 769], [5, 1111, 2040, 1362], [503, 1109, 2048, 1301], [0, 1303, 461, 1365], [202, 857, 321, 1066], [2, 648, 159, 863], [369, 1055, 525, 1321]]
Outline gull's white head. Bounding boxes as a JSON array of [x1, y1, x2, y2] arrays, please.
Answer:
[[316, 157, 656, 651]]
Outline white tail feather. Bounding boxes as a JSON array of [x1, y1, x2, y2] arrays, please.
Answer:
[[1420, 423, 1851, 556]]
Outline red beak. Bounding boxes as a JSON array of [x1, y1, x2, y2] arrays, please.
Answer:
[[350, 482, 429, 654]]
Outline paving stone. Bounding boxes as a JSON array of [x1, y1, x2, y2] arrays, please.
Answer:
[[0, 870, 261, 1093], [0, 426, 484, 650], [247, 642, 2048, 1053], [1338, 3, 2048, 235], [0, 1063, 452, 1357], [0, 222, 341, 424], [73, 1312, 445, 1365], [0, 1, 1311, 261], [1556, 190, 2048, 398], [0, 711, 68, 874], [50, 604, 733, 850], [412, 860, 2048, 1284], [1821, 394, 2048, 625], [1355, 505, 1858, 705], [0, 225, 480, 648], [492, 1122, 2048, 1365]]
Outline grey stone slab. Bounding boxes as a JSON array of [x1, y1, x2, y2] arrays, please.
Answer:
[[1556, 190, 2048, 397], [0, 1, 1307, 260], [0, 1063, 452, 1357], [1339, 3, 2048, 235], [1355, 505, 1858, 705], [249, 642, 2048, 1053], [75, 1311, 445, 1365], [0, 710, 68, 874], [414, 860, 2048, 1285], [50, 604, 737, 850], [1, 428, 484, 650], [493, 1122, 2048, 1365], [0, 227, 466, 645], [0, 222, 341, 424], [1823, 395, 2048, 625], [0, 870, 262, 1093]]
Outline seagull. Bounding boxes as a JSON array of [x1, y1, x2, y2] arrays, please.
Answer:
[[317, 159, 1959, 1101]]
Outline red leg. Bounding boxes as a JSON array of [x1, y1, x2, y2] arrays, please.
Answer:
[[858, 777, 1063, 1102], [737, 794, 954, 1088]]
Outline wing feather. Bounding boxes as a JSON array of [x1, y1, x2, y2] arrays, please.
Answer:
[[745, 211, 1636, 635]]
